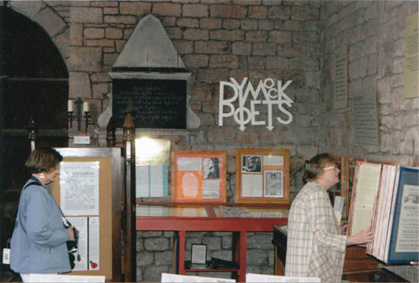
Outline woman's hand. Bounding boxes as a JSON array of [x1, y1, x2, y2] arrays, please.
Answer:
[[340, 223, 348, 234], [347, 227, 374, 245], [68, 226, 75, 241]]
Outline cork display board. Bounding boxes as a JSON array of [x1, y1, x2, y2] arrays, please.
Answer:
[[235, 148, 290, 205], [50, 148, 122, 281], [171, 150, 227, 203]]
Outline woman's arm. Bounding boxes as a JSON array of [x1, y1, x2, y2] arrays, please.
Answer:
[[309, 191, 347, 252]]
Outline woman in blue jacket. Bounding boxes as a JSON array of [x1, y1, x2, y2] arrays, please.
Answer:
[[10, 147, 75, 282]]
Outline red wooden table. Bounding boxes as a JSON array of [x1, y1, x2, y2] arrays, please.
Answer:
[[136, 204, 288, 282]]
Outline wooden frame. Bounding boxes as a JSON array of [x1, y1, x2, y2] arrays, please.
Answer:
[[171, 150, 227, 203], [235, 148, 290, 205], [51, 148, 122, 282], [344, 157, 357, 221]]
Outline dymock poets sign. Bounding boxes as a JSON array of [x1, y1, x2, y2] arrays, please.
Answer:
[[218, 78, 294, 131]]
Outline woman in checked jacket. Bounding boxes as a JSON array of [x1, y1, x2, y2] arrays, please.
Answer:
[[285, 153, 373, 283]]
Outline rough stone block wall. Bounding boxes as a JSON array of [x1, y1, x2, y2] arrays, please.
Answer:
[[25, 1, 321, 281], [320, 0, 418, 167], [137, 231, 275, 282], [320, 1, 418, 281], [11, 0, 418, 282]]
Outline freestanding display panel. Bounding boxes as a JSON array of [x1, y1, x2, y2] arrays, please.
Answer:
[[50, 148, 123, 282]]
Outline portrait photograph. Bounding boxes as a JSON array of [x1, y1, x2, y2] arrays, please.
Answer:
[[264, 171, 283, 197], [242, 155, 262, 173]]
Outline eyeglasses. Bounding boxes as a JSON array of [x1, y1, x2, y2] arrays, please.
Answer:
[[323, 166, 337, 170]]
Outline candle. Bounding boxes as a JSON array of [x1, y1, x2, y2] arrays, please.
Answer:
[[68, 100, 74, 112], [83, 101, 89, 112]]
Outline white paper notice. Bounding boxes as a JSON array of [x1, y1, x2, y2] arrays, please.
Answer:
[[202, 180, 220, 199], [162, 273, 235, 283], [352, 163, 381, 234], [150, 165, 165, 197], [136, 165, 149, 198], [181, 172, 199, 198], [263, 155, 284, 166], [60, 162, 100, 216], [241, 174, 263, 197], [67, 217, 88, 271], [136, 165, 168, 197], [395, 184, 419, 252], [23, 274, 105, 282], [88, 217, 100, 271], [246, 273, 320, 282], [178, 157, 202, 171]]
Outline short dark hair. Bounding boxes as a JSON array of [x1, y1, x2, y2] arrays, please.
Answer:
[[303, 153, 337, 183], [25, 147, 63, 173]]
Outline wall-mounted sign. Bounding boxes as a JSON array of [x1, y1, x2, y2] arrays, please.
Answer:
[[218, 78, 294, 131], [404, 12, 418, 98], [112, 79, 187, 129], [334, 46, 348, 109]]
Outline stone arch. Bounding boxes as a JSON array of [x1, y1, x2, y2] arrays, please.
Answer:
[[9, 1, 69, 62], [0, 3, 70, 259]]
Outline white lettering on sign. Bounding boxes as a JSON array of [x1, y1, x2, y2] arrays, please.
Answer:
[[218, 78, 294, 131]]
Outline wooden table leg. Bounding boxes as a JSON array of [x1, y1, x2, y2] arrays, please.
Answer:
[[178, 230, 186, 275], [233, 231, 247, 282]]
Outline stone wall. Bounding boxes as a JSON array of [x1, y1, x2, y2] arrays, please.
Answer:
[[320, 0, 418, 166], [8, 1, 324, 281], [6, 0, 418, 282], [137, 231, 275, 282], [320, 0, 418, 281], [12, 0, 324, 197]]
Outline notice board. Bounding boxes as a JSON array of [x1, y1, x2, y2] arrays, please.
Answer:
[[50, 148, 122, 281], [112, 79, 187, 129], [235, 148, 290, 205]]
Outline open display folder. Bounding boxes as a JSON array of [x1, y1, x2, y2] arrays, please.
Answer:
[[161, 273, 235, 282], [246, 273, 320, 282], [367, 166, 419, 264], [20, 274, 105, 282], [348, 161, 419, 264]]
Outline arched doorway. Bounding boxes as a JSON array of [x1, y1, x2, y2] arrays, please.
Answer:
[[0, 6, 68, 279]]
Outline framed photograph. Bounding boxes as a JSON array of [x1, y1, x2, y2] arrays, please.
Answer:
[[172, 150, 227, 203], [235, 148, 290, 205], [191, 244, 207, 264]]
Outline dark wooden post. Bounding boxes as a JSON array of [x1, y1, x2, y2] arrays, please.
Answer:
[[27, 115, 37, 152], [106, 117, 116, 147], [123, 110, 136, 282]]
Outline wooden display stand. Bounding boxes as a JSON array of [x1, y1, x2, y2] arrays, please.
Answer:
[[50, 148, 123, 282]]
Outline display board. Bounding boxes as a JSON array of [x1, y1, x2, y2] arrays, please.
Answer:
[[135, 138, 171, 199], [235, 148, 290, 205], [367, 166, 419, 264], [50, 148, 122, 281], [112, 79, 187, 128], [171, 150, 227, 203]]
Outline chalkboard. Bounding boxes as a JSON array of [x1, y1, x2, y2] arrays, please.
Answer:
[[112, 79, 187, 129]]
